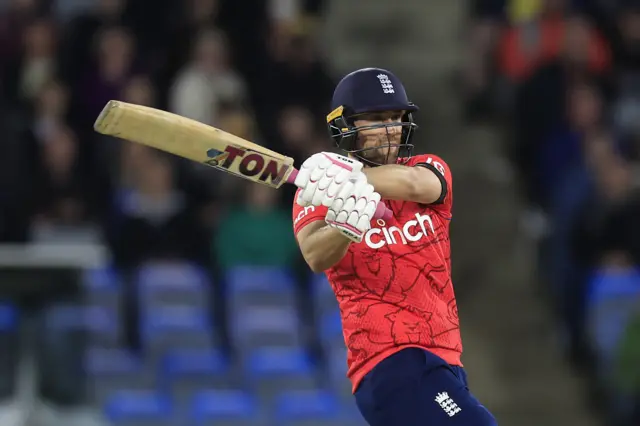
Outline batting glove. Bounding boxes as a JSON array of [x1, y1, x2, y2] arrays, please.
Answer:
[[294, 152, 364, 207], [325, 174, 381, 243]]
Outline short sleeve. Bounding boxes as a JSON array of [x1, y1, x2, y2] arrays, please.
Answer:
[[405, 154, 453, 218], [292, 189, 328, 235]]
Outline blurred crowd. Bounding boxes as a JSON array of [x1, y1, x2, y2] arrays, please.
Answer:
[[0, 0, 339, 424], [466, 0, 640, 424], [0, 0, 332, 251]]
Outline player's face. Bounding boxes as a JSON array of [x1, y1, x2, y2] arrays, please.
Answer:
[[353, 110, 404, 164]]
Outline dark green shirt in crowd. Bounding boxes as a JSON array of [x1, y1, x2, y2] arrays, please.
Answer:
[[214, 207, 299, 269]]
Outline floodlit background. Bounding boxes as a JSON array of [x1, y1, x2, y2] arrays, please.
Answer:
[[0, 0, 638, 425]]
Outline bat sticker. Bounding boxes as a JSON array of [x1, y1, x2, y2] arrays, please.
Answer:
[[205, 148, 229, 167]]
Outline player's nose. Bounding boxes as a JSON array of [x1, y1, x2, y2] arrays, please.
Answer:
[[385, 122, 400, 134]]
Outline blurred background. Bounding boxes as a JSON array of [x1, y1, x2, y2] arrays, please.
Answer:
[[0, 0, 639, 425]]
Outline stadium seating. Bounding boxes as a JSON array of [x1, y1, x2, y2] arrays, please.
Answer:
[[311, 273, 338, 314], [82, 266, 122, 331], [245, 346, 319, 404], [85, 347, 152, 404], [319, 309, 344, 347], [104, 390, 173, 426], [274, 390, 340, 425], [45, 305, 120, 347], [0, 303, 18, 372], [82, 266, 121, 292], [160, 348, 237, 407], [190, 389, 259, 426], [77, 263, 366, 425], [231, 305, 302, 349], [0, 303, 17, 331], [136, 262, 211, 308], [585, 267, 640, 380]]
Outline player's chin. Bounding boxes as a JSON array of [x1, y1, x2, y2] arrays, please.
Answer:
[[371, 153, 399, 165], [381, 147, 400, 162]]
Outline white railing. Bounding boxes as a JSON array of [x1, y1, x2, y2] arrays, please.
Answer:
[[0, 243, 110, 269]]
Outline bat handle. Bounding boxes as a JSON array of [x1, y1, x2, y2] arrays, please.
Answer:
[[286, 169, 393, 221]]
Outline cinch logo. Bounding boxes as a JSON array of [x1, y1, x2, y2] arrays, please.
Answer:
[[364, 213, 435, 249], [294, 205, 315, 226]]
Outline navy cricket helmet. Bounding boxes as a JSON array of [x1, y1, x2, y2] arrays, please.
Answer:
[[327, 67, 418, 166]]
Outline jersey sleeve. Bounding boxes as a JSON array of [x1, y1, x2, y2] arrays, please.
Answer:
[[406, 154, 453, 218], [292, 188, 329, 236]]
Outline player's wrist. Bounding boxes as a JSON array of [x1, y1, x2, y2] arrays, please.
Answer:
[[325, 224, 356, 244]]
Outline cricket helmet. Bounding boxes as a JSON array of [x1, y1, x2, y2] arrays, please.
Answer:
[[327, 67, 418, 166]]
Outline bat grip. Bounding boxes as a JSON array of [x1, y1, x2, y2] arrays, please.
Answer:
[[287, 168, 392, 221]]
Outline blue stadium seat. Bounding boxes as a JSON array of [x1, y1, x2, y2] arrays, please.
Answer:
[[319, 310, 343, 343], [82, 265, 122, 319], [325, 347, 351, 400], [85, 347, 155, 403], [311, 274, 334, 299], [326, 347, 348, 380], [190, 390, 257, 425], [163, 348, 228, 377], [0, 304, 17, 331], [85, 347, 142, 376], [226, 266, 294, 294], [245, 347, 318, 399], [136, 262, 209, 293], [142, 306, 210, 336], [161, 348, 236, 395], [45, 306, 118, 343], [247, 347, 313, 377], [141, 306, 214, 353], [104, 390, 172, 425], [274, 390, 339, 423], [232, 305, 301, 348], [82, 265, 120, 292], [586, 268, 640, 305], [312, 274, 339, 317], [135, 262, 211, 309], [585, 268, 640, 370]]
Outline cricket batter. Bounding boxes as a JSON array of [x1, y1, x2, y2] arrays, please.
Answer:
[[292, 68, 498, 426]]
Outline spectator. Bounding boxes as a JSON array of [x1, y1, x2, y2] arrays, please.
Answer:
[[29, 125, 107, 243], [76, 25, 136, 127], [0, 0, 47, 70], [536, 80, 605, 209], [262, 30, 333, 119], [179, 102, 260, 229], [4, 17, 59, 110], [276, 104, 330, 206], [58, 0, 127, 84], [611, 5, 640, 143], [91, 75, 158, 185], [161, 0, 221, 84], [108, 151, 207, 271], [510, 13, 611, 210], [213, 183, 299, 269], [169, 27, 246, 125]]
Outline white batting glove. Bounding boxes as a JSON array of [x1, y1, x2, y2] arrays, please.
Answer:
[[294, 152, 363, 207], [325, 174, 381, 243]]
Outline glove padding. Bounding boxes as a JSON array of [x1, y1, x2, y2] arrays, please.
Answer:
[[325, 174, 381, 243], [295, 152, 363, 207]]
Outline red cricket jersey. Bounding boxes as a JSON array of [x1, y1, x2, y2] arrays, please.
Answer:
[[292, 154, 462, 393]]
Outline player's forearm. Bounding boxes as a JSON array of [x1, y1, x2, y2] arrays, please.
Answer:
[[298, 225, 352, 272], [363, 164, 442, 204]]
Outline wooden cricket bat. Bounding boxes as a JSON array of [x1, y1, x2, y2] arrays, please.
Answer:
[[93, 100, 391, 220]]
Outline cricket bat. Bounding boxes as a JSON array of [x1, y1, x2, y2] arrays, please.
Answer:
[[94, 100, 392, 220]]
